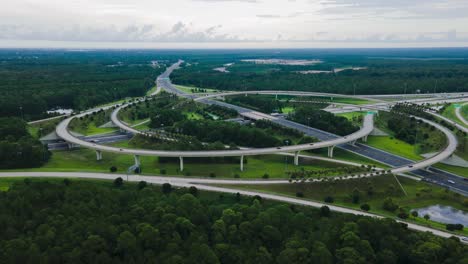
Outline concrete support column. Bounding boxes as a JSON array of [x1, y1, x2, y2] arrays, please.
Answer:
[[96, 150, 102, 161], [294, 151, 299, 166], [179, 157, 184, 172], [240, 155, 244, 171], [327, 146, 335, 158], [362, 135, 368, 143], [351, 140, 357, 146], [134, 155, 140, 167]]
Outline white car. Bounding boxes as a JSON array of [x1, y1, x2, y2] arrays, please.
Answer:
[[447, 180, 455, 184]]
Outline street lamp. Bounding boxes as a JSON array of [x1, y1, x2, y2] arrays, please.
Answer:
[[284, 139, 290, 171]]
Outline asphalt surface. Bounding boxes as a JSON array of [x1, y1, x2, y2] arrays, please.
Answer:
[[158, 64, 468, 194], [48, 132, 131, 150]]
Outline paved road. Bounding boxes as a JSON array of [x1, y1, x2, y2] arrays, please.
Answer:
[[157, 63, 468, 194], [48, 132, 131, 150], [0, 172, 465, 242]]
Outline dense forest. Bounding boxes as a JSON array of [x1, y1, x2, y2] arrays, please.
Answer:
[[0, 179, 467, 264], [289, 106, 359, 136], [168, 119, 281, 148], [171, 49, 468, 95], [0, 118, 50, 168], [0, 50, 169, 120]]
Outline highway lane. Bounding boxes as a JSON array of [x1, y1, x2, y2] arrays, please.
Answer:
[[156, 62, 467, 194], [47, 133, 132, 150], [0, 172, 465, 242]]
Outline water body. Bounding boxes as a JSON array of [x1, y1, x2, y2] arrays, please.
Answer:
[[413, 205, 468, 226]]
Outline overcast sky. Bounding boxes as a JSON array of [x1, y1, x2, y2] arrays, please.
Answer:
[[1, 0, 468, 48]]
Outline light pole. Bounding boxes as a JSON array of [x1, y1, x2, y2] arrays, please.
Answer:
[[19, 106, 24, 120], [284, 139, 290, 171]]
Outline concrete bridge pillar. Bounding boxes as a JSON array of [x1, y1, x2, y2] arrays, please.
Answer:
[[240, 155, 244, 171], [179, 157, 184, 172], [134, 155, 140, 167], [350, 140, 357, 146], [96, 150, 102, 161], [294, 151, 299, 166], [362, 135, 368, 143], [327, 146, 335, 158]]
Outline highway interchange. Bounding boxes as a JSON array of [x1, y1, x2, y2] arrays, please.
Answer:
[[10, 61, 468, 241]]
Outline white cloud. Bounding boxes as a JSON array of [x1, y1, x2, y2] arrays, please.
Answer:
[[0, 0, 467, 47]]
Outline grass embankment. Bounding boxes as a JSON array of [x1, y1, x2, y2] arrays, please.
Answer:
[[366, 136, 423, 161], [442, 104, 468, 128], [28, 117, 65, 139], [175, 85, 218, 93], [69, 108, 117, 136], [215, 175, 468, 235], [336, 111, 366, 121]]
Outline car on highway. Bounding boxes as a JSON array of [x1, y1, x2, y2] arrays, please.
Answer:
[[447, 180, 455, 184]]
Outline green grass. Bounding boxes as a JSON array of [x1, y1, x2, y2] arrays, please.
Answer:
[[1, 146, 363, 179], [175, 85, 218, 94], [71, 122, 117, 136], [184, 111, 204, 120], [434, 163, 468, 178], [281, 106, 295, 114], [307, 147, 391, 168], [146, 86, 158, 96], [336, 111, 366, 121], [215, 175, 468, 235], [442, 104, 468, 128], [365, 136, 423, 161]]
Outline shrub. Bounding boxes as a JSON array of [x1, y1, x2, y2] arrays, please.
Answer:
[[411, 211, 419, 218], [446, 224, 463, 231], [209, 172, 216, 178], [324, 196, 334, 203], [160, 169, 167, 175], [109, 166, 117, 173], [296, 192, 304, 198], [398, 209, 409, 219], [382, 197, 398, 212], [234, 174, 240, 178], [189, 186, 198, 196], [320, 206, 331, 217], [162, 183, 172, 194], [262, 173, 269, 179], [360, 204, 370, 211], [137, 181, 147, 190], [113, 177, 124, 187]]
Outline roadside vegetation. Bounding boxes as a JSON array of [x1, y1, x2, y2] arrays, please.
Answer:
[[1, 178, 466, 263], [216, 174, 468, 236], [0, 118, 50, 169]]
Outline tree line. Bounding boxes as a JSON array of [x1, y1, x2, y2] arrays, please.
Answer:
[[0, 50, 167, 120], [0, 118, 50, 169], [0, 179, 466, 263]]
